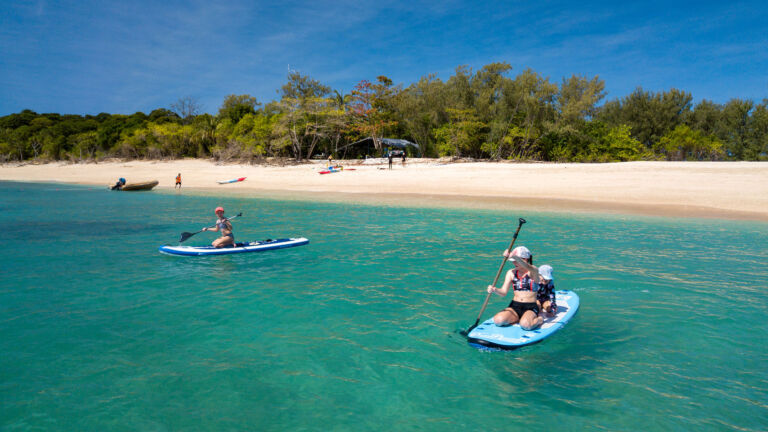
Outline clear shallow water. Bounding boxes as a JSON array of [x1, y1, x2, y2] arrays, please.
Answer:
[[1, 181, 767, 431]]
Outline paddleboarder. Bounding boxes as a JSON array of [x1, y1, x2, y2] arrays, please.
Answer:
[[202, 206, 235, 248], [486, 246, 543, 330]]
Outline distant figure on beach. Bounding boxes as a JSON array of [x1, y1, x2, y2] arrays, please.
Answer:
[[486, 246, 543, 330], [202, 206, 235, 248], [401, 153, 406, 167], [110, 177, 126, 190], [388, 152, 393, 170], [175, 173, 182, 189], [328, 155, 333, 169]]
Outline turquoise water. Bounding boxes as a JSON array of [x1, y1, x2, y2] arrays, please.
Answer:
[[1, 181, 767, 431]]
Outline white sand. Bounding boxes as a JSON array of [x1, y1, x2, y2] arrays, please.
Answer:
[[1, 159, 767, 221]]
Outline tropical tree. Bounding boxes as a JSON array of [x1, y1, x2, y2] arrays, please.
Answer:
[[348, 76, 400, 153], [433, 108, 488, 157], [218, 94, 261, 124], [657, 124, 724, 160]]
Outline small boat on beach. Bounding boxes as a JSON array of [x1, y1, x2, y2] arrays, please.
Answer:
[[218, 177, 246, 184], [115, 180, 159, 191], [319, 166, 356, 175]]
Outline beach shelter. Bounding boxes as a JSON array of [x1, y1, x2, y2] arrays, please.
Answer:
[[339, 137, 421, 158]]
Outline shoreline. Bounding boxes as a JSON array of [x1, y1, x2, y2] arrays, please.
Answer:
[[1, 159, 767, 222]]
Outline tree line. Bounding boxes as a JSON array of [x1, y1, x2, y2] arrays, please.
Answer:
[[1, 63, 766, 162]]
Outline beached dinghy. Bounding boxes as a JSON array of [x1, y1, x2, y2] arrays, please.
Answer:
[[467, 290, 579, 350], [159, 237, 309, 256], [119, 180, 159, 191]]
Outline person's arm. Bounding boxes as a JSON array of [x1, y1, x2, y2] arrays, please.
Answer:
[[487, 269, 514, 296], [203, 222, 219, 232], [509, 255, 540, 281]]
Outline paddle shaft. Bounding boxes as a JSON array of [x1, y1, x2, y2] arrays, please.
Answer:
[[470, 218, 527, 330], [179, 213, 242, 243]]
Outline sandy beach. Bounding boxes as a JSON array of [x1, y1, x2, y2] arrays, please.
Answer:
[[1, 159, 766, 221]]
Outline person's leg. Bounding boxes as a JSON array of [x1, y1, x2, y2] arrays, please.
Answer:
[[212, 237, 234, 248], [519, 310, 542, 330], [492, 308, 520, 326], [541, 300, 553, 315]]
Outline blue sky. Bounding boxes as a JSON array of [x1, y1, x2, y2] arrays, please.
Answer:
[[1, 0, 766, 116]]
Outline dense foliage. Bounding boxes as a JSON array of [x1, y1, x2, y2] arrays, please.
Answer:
[[1, 63, 766, 162]]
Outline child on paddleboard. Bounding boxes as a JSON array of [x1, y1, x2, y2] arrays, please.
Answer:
[[535, 265, 557, 316], [486, 246, 543, 330], [202, 206, 235, 248]]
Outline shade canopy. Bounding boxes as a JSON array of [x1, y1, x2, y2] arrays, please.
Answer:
[[340, 137, 421, 156]]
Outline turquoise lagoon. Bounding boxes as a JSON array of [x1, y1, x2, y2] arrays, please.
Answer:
[[1, 181, 766, 431]]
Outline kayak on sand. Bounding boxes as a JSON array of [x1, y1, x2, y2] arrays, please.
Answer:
[[217, 177, 246, 184], [319, 167, 356, 174], [159, 237, 309, 256]]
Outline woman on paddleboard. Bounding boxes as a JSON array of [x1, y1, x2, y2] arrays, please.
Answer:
[[510, 260, 557, 316], [202, 206, 235, 248], [486, 246, 543, 330]]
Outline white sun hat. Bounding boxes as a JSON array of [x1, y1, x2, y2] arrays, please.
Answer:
[[538, 265, 554, 281], [510, 246, 532, 259]]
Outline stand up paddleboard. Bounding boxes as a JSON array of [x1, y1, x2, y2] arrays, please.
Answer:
[[159, 237, 309, 256], [217, 177, 246, 184], [467, 290, 579, 350]]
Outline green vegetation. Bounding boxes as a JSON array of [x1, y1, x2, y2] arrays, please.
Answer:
[[1, 63, 766, 162]]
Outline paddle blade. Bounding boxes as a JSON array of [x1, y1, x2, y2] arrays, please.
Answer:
[[463, 320, 481, 336], [179, 232, 195, 243]]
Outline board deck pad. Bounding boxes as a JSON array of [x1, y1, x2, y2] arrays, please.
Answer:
[[467, 290, 579, 350], [159, 237, 308, 256]]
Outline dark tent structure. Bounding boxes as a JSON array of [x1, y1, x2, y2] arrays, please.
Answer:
[[338, 137, 421, 158]]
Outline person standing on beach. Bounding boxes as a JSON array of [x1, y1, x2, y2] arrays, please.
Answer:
[[388, 152, 393, 170], [328, 154, 333, 169], [401, 152, 406, 167], [175, 173, 182, 189], [202, 206, 235, 248]]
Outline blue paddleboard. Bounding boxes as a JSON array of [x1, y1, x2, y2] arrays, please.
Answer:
[[467, 290, 579, 350], [159, 237, 308, 256]]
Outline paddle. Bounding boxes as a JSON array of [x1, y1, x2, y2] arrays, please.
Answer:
[[465, 217, 527, 334], [178, 212, 243, 243]]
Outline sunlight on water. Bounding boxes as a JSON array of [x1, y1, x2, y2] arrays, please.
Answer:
[[1, 181, 767, 431]]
